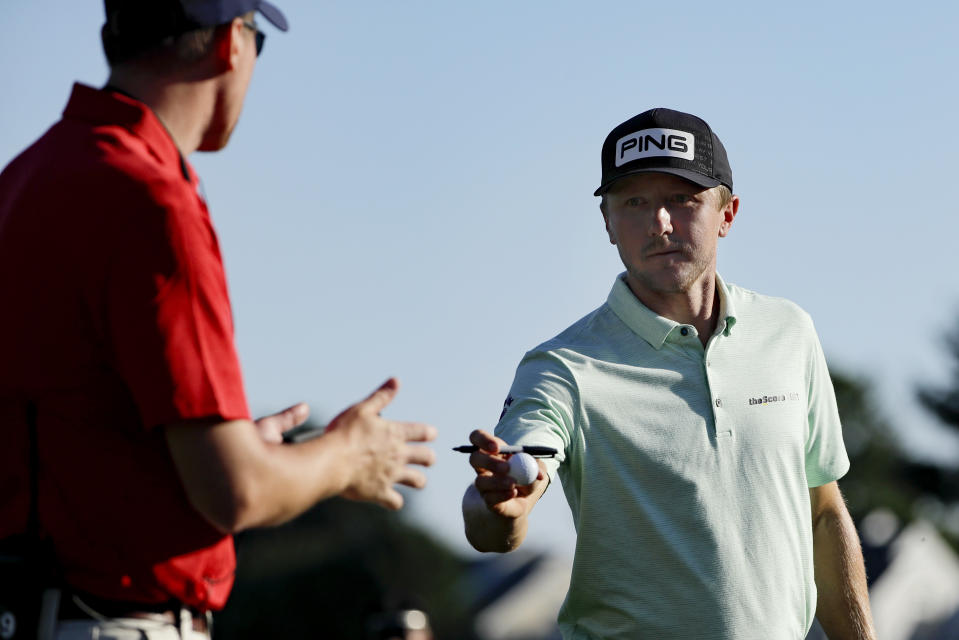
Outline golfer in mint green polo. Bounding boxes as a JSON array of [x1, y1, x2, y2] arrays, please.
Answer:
[[462, 109, 876, 639]]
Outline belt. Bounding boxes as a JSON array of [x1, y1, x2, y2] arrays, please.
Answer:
[[57, 591, 211, 634]]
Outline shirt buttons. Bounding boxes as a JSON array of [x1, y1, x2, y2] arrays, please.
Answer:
[[715, 398, 723, 408], [680, 327, 689, 336]]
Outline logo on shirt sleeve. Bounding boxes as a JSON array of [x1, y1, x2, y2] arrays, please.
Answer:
[[499, 395, 514, 420]]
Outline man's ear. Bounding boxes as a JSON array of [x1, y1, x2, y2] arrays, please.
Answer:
[[212, 19, 243, 72], [601, 203, 616, 245], [718, 195, 739, 238]]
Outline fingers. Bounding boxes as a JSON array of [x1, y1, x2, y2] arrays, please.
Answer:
[[477, 478, 518, 507], [351, 486, 405, 511], [469, 444, 510, 475], [406, 444, 436, 467], [254, 402, 310, 443], [471, 452, 510, 475], [278, 402, 310, 429], [401, 421, 437, 443], [256, 402, 309, 430], [467, 429, 510, 474], [396, 467, 428, 490], [254, 420, 284, 444], [469, 428, 501, 453], [475, 472, 516, 495], [379, 488, 404, 511], [362, 377, 400, 415]]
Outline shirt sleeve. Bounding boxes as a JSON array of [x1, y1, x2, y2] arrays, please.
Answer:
[[495, 348, 577, 480], [803, 317, 849, 487], [104, 179, 250, 430]]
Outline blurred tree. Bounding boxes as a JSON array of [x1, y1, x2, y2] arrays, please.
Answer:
[[914, 325, 959, 538], [833, 366, 959, 517], [831, 370, 921, 523], [918, 326, 959, 438], [827, 368, 959, 585]]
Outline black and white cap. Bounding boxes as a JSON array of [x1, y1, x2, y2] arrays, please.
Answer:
[[594, 108, 733, 196]]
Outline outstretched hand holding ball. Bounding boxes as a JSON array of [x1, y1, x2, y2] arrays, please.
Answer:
[[463, 429, 546, 520], [462, 429, 550, 552]]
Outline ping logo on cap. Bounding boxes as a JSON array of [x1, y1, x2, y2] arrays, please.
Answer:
[[615, 128, 695, 167]]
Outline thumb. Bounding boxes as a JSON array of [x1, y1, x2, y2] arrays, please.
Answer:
[[363, 377, 399, 414]]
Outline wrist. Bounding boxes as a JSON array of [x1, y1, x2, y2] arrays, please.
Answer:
[[299, 425, 355, 498]]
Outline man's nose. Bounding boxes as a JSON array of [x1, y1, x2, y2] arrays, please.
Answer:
[[649, 206, 673, 236]]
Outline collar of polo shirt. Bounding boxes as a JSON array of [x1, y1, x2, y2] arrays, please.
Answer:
[[606, 272, 738, 349]]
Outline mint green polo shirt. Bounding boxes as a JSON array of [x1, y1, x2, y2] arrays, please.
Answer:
[[495, 273, 849, 640]]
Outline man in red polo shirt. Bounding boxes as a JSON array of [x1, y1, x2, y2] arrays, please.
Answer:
[[0, 1, 436, 638]]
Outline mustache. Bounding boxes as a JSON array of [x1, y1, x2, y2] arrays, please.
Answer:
[[643, 239, 690, 258]]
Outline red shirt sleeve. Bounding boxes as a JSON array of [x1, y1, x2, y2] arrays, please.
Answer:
[[104, 176, 250, 429]]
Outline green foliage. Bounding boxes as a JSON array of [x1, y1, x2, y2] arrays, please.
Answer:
[[832, 362, 959, 557], [918, 327, 959, 433], [831, 370, 919, 523]]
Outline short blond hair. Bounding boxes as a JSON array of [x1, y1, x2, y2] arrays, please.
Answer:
[[714, 185, 732, 210]]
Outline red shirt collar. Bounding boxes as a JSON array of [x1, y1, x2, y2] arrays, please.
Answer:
[[63, 82, 195, 183]]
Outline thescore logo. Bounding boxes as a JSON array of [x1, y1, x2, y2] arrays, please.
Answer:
[[748, 392, 802, 406], [615, 128, 695, 167]]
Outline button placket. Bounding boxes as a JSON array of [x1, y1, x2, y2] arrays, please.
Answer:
[[703, 342, 726, 437]]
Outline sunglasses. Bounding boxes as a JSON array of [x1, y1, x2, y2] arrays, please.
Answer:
[[242, 21, 265, 56]]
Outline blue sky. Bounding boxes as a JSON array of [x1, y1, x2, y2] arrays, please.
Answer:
[[3, 1, 957, 555]]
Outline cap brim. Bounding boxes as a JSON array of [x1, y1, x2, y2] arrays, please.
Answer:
[[257, 1, 288, 31], [593, 167, 722, 197]]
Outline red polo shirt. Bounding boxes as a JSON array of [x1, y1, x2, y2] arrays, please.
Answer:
[[0, 84, 250, 609]]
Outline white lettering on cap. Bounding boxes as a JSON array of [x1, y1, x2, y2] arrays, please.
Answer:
[[615, 128, 695, 166]]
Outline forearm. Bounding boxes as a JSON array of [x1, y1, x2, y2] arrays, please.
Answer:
[[812, 504, 876, 640], [167, 419, 359, 532], [231, 424, 364, 529]]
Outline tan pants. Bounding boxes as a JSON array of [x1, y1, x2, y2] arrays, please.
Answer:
[[44, 592, 211, 640], [55, 614, 210, 640]]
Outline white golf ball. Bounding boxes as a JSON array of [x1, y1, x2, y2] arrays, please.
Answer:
[[507, 452, 539, 485]]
